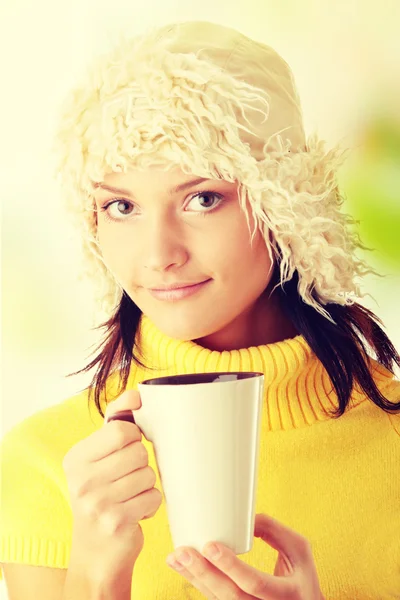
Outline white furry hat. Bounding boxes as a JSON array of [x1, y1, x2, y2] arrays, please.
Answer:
[[52, 21, 375, 321]]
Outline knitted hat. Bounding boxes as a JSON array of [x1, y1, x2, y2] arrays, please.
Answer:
[[52, 20, 376, 321]]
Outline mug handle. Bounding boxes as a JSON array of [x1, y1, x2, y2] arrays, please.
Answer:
[[106, 410, 136, 424]]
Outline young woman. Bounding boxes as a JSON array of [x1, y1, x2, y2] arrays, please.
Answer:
[[1, 20, 399, 600]]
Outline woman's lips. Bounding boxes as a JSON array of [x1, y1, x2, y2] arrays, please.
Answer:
[[148, 280, 211, 301]]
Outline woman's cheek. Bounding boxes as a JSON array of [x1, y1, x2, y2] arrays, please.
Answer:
[[96, 233, 125, 279]]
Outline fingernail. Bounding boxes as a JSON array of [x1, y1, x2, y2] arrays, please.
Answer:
[[203, 543, 221, 560], [166, 554, 185, 570], [176, 550, 192, 566]]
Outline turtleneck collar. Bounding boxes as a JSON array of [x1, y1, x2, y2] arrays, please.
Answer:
[[132, 314, 368, 431]]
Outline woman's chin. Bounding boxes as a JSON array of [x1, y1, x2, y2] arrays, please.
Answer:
[[145, 313, 218, 344]]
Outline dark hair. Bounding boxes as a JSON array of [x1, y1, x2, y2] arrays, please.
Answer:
[[68, 263, 400, 419]]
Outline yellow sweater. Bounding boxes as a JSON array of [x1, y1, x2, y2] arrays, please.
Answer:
[[1, 314, 400, 599]]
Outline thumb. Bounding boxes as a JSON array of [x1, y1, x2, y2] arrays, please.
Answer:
[[254, 513, 311, 567], [104, 389, 142, 424]]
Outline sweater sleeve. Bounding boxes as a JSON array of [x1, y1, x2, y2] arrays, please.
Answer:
[[0, 401, 92, 579]]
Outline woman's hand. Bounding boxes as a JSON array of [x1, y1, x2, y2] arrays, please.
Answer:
[[62, 390, 162, 578], [166, 513, 325, 599]]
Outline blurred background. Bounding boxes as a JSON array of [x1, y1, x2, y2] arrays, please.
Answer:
[[1, 0, 400, 442]]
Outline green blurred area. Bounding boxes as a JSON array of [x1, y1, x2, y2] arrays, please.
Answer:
[[341, 114, 400, 268]]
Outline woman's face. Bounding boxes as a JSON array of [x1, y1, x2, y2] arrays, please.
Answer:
[[94, 165, 291, 350]]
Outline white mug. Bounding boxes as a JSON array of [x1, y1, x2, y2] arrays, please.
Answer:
[[112, 371, 264, 555]]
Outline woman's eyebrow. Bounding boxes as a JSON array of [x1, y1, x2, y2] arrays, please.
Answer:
[[93, 177, 211, 198]]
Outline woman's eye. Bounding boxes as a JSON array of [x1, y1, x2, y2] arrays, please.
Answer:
[[185, 192, 223, 212], [102, 199, 135, 219], [100, 191, 224, 222]]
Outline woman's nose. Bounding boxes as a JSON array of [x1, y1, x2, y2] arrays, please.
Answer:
[[141, 220, 189, 272]]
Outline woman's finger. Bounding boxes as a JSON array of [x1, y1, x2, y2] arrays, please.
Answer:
[[254, 513, 313, 568], [168, 558, 233, 599], [104, 389, 142, 423], [168, 547, 257, 600], [199, 542, 297, 599]]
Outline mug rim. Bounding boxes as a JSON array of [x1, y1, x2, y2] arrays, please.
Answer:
[[139, 371, 264, 386]]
